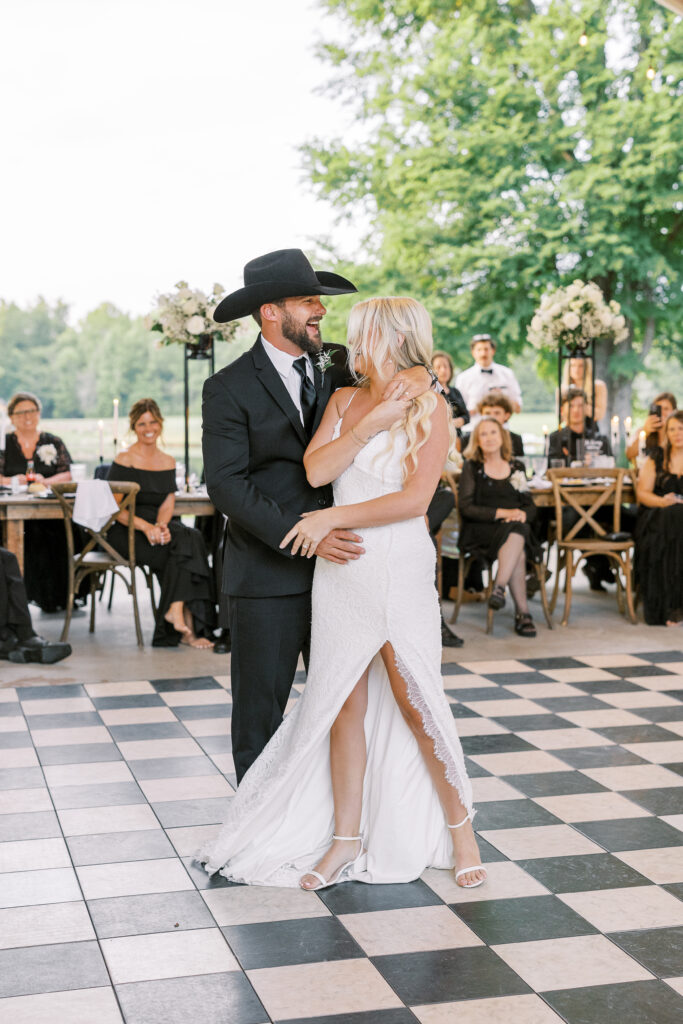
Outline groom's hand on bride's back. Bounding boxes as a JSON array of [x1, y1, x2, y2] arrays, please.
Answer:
[[316, 529, 365, 565]]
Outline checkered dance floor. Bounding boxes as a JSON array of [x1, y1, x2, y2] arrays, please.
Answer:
[[1, 651, 683, 1023]]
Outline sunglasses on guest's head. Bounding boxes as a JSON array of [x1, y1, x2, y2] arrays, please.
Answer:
[[471, 334, 492, 343]]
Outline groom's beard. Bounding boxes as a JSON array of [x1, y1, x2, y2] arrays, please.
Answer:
[[281, 310, 324, 356]]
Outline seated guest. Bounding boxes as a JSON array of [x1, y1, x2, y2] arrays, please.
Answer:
[[108, 399, 216, 648], [459, 418, 539, 637], [455, 334, 522, 421], [625, 391, 677, 464], [635, 411, 683, 626], [0, 547, 71, 663], [431, 350, 469, 433], [558, 357, 608, 425], [478, 391, 525, 459], [548, 388, 612, 466], [0, 392, 73, 612]]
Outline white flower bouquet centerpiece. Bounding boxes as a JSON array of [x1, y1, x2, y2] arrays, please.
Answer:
[[527, 280, 628, 354], [145, 282, 236, 357]]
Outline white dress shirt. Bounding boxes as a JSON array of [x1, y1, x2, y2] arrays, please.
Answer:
[[261, 335, 314, 426], [455, 360, 523, 417]]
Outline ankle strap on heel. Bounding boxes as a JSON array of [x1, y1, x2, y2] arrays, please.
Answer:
[[332, 834, 362, 841], [447, 814, 471, 831]]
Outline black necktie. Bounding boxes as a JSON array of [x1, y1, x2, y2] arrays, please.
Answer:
[[480, 368, 494, 374], [293, 357, 317, 436]]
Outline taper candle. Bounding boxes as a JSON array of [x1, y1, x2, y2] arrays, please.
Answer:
[[611, 415, 619, 453], [97, 420, 104, 461], [639, 430, 646, 457], [113, 399, 119, 444]]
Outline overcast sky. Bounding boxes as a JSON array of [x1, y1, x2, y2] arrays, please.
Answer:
[[1, 0, 360, 322]]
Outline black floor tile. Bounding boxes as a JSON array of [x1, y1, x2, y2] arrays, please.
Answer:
[[182, 857, 231, 890], [196, 735, 232, 754], [535, 696, 611, 713], [447, 702, 481, 717], [223, 916, 364, 970], [517, 853, 651, 893], [526, 657, 586, 669], [573, 680, 642, 694], [471, 799, 561, 831], [0, 766, 44, 790], [505, 771, 607, 797], [669, 763, 683, 777], [68, 829, 176, 865], [371, 946, 530, 1004], [486, 671, 551, 684], [116, 972, 266, 1024], [465, 757, 491, 778], [621, 787, 683, 816], [0, 940, 109, 999], [0, 732, 33, 749], [16, 684, 86, 700], [152, 797, 230, 828], [635, 705, 683, 723], [0, 704, 24, 718], [88, 890, 213, 938], [573, 817, 683, 851], [454, 894, 597, 944], [664, 882, 683, 901], [595, 724, 680, 744], [108, 722, 189, 741], [441, 662, 472, 675], [639, 650, 683, 663], [37, 742, 122, 765], [150, 676, 222, 692], [460, 734, 537, 755], [92, 694, 166, 709], [128, 755, 219, 779], [556, 747, 646, 769], [446, 686, 504, 702], [318, 879, 442, 915], [173, 704, 231, 721], [491, 714, 568, 731], [545, 980, 683, 1024], [0, 809, 61, 842], [609, 926, 683, 978], [24, 711, 102, 729], [281, 1011, 416, 1024], [609, 665, 677, 678], [50, 780, 145, 809], [476, 835, 509, 863]]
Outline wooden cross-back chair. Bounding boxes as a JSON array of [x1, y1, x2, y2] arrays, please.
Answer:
[[546, 467, 637, 627], [50, 481, 144, 646], [444, 470, 553, 634]]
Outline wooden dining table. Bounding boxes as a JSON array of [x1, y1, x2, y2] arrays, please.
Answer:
[[0, 491, 215, 574]]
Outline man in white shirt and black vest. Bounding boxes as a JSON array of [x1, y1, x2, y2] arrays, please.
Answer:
[[455, 334, 522, 425]]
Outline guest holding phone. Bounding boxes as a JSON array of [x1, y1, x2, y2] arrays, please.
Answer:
[[626, 392, 677, 465]]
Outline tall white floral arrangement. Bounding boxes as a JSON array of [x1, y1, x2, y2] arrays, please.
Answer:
[[527, 279, 628, 353], [145, 282, 236, 347]]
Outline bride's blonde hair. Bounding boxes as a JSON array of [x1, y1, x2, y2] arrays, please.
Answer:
[[346, 296, 457, 479]]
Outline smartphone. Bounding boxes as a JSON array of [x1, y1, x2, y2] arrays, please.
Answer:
[[649, 403, 662, 417]]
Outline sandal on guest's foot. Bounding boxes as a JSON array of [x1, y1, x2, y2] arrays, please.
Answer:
[[514, 613, 536, 637], [299, 835, 365, 891], [488, 584, 506, 610], [448, 815, 487, 889]]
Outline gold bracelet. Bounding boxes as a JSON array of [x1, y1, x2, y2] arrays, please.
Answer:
[[350, 426, 369, 447]]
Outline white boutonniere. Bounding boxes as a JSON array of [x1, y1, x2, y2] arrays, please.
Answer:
[[510, 469, 529, 492], [36, 443, 57, 467], [315, 350, 333, 378]]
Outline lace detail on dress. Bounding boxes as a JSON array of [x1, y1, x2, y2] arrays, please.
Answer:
[[394, 650, 475, 822]]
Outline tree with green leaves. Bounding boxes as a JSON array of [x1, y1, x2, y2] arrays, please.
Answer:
[[304, 0, 682, 419]]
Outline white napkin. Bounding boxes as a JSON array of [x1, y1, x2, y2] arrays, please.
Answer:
[[72, 480, 119, 532]]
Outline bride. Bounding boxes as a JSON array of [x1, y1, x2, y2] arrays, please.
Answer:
[[198, 297, 485, 890]]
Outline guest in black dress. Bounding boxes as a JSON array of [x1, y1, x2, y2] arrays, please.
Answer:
[[477, 391, 525, 459], [432, 350, 469, 435], [625, 391, 677, 465], [635, 411, 683, 626], [107, 399, 215, 648], [0, 392, 73, 612], [459, 418, 539, 636]]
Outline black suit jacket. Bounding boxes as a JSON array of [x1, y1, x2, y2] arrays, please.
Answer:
[[202, 336, 350, 598], [547, 426, 611, 466]]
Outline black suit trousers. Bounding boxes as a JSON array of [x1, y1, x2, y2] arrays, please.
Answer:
[[0, 548, 34, 643], [229, 592, 311, 784]]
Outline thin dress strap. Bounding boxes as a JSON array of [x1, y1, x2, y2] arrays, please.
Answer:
[[337, 388, 359, 433]]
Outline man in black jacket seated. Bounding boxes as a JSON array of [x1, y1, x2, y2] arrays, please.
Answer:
[[0, 548, 71, 663], [202, 249, 437, 783]]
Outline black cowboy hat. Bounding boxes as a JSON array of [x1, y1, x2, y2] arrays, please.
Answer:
[[213, 248, 357, 323]]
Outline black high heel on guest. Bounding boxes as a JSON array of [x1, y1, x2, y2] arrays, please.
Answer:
[[514, 613, 536, 637], [488, 584, 506, 610]]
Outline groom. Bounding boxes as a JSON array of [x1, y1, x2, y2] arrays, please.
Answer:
[[203, 249, 434, 783]]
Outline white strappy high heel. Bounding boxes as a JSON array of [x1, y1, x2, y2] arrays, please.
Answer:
[[448, 814, 487, 889], [299, 834, 366, 891]]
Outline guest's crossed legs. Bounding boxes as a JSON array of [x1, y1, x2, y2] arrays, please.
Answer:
[[301, 642, 485, 889]]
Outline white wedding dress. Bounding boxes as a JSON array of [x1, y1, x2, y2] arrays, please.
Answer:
[[198, 412, 474, 887]]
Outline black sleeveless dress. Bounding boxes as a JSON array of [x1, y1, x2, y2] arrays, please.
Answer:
[[0, 432, 73, 611], [634, 457, 683, 625], [458, 458, 541, 563], [107, 463, 216, 646]]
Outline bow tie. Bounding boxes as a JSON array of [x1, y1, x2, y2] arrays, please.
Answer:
[[480, 368, 494, 374]]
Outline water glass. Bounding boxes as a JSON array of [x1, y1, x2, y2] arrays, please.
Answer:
[[70, 463, 86, 482]]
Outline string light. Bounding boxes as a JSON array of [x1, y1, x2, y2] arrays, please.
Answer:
[[646, 65, 655, 80], [579, 29, 588, 46]]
